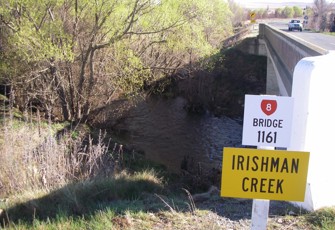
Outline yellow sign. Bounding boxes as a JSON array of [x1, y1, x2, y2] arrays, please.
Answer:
[[221, 148, 310, 201], [250, 12, 256, 23]]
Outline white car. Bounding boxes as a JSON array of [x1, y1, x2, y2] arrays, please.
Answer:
[[288, 20, 303, 32]]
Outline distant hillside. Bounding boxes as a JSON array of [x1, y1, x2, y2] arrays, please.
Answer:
[[241, 2, 313, 9]]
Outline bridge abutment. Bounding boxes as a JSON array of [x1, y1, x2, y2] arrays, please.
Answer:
[[289, 52, 335, 211], [266, 56, 280, 95], [242, 24, 334, 211]]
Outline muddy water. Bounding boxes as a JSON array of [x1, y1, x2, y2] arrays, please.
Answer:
[[116, 96, 243, 173]]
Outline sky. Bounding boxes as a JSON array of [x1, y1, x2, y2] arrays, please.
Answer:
[[234, 0, 314, 8], [235, 0, 313, 3]]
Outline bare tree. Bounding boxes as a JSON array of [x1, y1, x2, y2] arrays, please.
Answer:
[[312, 0, 331, 31]]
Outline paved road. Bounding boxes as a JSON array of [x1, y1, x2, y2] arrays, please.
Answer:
[[267, 21, 335, 51]]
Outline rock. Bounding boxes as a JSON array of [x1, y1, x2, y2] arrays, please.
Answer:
[[192, 185, 220, 202]]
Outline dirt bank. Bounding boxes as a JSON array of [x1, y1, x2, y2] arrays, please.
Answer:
[[175, 46, 267, 117]]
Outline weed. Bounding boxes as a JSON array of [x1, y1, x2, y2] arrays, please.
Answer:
[[305, 207, 335, 229], [154, 194, 177, 214], [182, 188, 196, 214]]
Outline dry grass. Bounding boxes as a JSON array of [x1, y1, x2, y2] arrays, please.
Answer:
[[0, 111, 120, 196], [1, 98, 335, 230]]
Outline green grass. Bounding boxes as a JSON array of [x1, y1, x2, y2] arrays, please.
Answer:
[[305, 207, 335, 230], [2, 174, 335, 230], [0, 170, 167, 228], [0, 167, 214, 230]]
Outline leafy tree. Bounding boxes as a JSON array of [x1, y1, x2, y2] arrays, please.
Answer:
[[256, 8, 267, 19], [275, 8, 283, 18], [0, 0, 233, 121], [293, 6, 303, 18], [282, 6, 294, 18], [0, 0, 72, 117]]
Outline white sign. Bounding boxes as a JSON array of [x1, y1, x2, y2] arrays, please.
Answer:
[[242, 95, 294, 148]]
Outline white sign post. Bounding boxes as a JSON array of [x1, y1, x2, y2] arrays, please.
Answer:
[[242, 94, 294, 230]]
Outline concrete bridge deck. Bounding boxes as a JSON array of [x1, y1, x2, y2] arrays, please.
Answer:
[[259, 23, 328, 96]]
